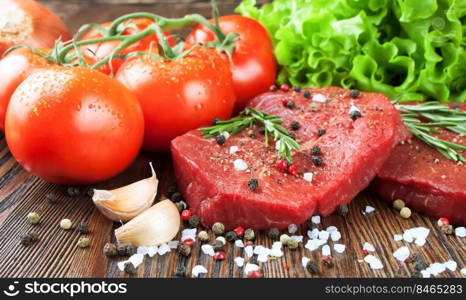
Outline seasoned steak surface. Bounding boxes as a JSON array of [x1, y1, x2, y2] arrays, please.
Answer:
[[172, 87, 402, 229]]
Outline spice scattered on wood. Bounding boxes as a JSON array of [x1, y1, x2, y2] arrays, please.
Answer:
[[247, 270, 263, 278], [400, 207, 412, 219], [349, 89, 360, 98], [215, 236, 226, 245], [117, 244, 128, 256], [337, 204, 348, 217], [126, 245, 137, 256], [20, 232, 39, 246], [103, 243, 118, 257], [248, 178, 259, 191], [177, 243, 191, 257], [174, 266, 186, 277], [350, 110, 363, 121], [27, 212, 40, 225], [46, 193, 58, 204], [60, 218, 72, 230], [198, 230, 209, 242], [244, 229, 255, 241], [306, 260, 319, 274], [286, 238, 299, 250], [312, 156, 323, 166], [214, 251, 227, 260], [441, 225, 454, 235], [393, 199, 405, 211], [290, 121, 301, 130], [234, 226, 245, 238], [317, 128, 326, 137], [170, 192, 183, 202], [181, 209, 193, 221], [310, 145, 321, 156], [267, 228, 280, 240], [215, 134, 226, 145], [280, 234, 290, 244], [303, 90, 311, 99], [66, 187, 80, 197], [78, 222, 89, 234], [225, 231, 237, 242], [77, 237, 90, 248], [212, 240, 225, 252], [188, 215, 200, 228], [175, 201, 187, 212], [123, 262, 137, 275], [437, 217, 449, 227], [212, 222, 225, 236]]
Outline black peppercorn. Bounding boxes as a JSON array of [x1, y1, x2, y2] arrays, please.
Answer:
[[67, 187, 80, 197], [350, 110, 363, 121], [188, 215, 200, 228], [293, 86, 302, 92], [310, 146, 321, 156], [215, 134, 226, 145], [349, 89, 360, 98], [306, 260, 319, 274], [170, 192, 183, 202], [290, 121, 300, 131], [312, 156, 323, 166], [174, 266, 186, 277], [177, 244, 191, 257], [123, 262, 137, 275], [212, 117, 221, 125], [317, 128, 326, 137], [20, 232, 39, 246], [452, 103, 460, 109], [78, 222, 89, 234], [249, 256, 258, 265], [337, 204, 348, 217], [286, 101, 296, 109], [266, 228, 280, 240], [225, 231, 237, 242], [117, 244, 128, 256], [86, 188, 94, 197], [46, 193, 58, 204], [126, 245, 137, 256], [303, 90, 311, 99], [103, 243, 118, 257], [212, 240, 224, 252], [248, 178, 259, 191]]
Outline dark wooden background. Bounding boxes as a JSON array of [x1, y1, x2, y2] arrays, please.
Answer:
[[0, 0, 464, 278]]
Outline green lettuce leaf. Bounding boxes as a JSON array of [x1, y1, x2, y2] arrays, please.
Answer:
[[236, 0, 466, 102]]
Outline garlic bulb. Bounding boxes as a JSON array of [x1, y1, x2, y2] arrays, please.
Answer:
[[115, 200, 180, 246], [93, 162, 158, 222]]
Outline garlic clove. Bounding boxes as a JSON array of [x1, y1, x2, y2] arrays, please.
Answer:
[[115, 199, 180, 246], [93, 162, 158, 222]]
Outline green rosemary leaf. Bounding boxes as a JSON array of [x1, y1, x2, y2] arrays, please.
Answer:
[[200, 107, 300, 162]]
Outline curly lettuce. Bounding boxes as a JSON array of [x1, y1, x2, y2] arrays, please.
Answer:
[[237, 0, 466, 102]]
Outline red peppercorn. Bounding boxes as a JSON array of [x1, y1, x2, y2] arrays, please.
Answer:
[[276, 159, 288, 172], [269, 85, 278, 92], [234, 226, 245, 238], [213, 251, 227, 260], [288, 164, 298, 176], [283, 265, 290, 270], [437, 217, 449, 227], [183, 238, 194, 246], [404, 257, 413, 264], [281, 98, 288, 106], [363, 249, 369, 255], [280, 84, 290, 92], [248, 270, 263, 278], [181, 210, 192, 221]]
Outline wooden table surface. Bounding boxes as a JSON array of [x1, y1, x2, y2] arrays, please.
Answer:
[[0, 0, 465, 278]]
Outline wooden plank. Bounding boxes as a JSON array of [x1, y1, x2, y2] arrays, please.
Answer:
[[0, 0, 464, 278]]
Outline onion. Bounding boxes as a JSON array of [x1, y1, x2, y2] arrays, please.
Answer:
[[0, 0, 70, 56]]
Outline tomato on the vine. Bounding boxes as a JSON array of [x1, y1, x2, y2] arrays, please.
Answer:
[[5, 67, 144, 184], [186, 15, 276, 112], [80, 18, 173, 74], [115, 46, 236, 152], [0, 47, 51, 130]]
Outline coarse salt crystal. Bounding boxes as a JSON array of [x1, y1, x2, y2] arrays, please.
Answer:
[[137, 246, 149, 255], [365, 206, 375, 213], [117, 261, 127, 271], [308, 228, 319, 239], [421, 270, 431, 278], [270, 247, 283, 257], [363, 242, 375, 252], [201, 244, 215, 256], [322, 245, 331, 256], [305, 239, 326, 251], [168, 240, 179, 249], [157, 243, 170, 255], [254, 246, 271, 256], [229, 146, 239, 154], [313, 93, 327, 102], [349, 104, 361, 115], [192, 265, 208, 277], [393, 246, 410, 262], [403, 227, 430, 245], [147, 246, 158, 257], [235, 239, 245, 248], [291, 235, 303, 243], [364, 255, 383, 269], [302, 257, 311, 268], [288, 224, 298, 234], [318, 230, 330, 241], [244, 245, 254, 258], [414, 238, 426, 247], [311, 215, 321, 224], [455, 226, 466, 237], [393, 234, 403, 242], [444, 260, 457, 272], [129, 253, 144, 268], [427, 262, 446, 276], [257, 254, 269, 263], [244, 263, 259, 275], [181, 228, 197, 241], [234, 257, 244, 267], [326, 226, 338, 233], [334, 244, 346, 253], [272, 241, 282, 249], [233, 159, 248, 171], [331, 231, 341, 242], [461, 268, 466, 276], [303, 172, 314, 182]]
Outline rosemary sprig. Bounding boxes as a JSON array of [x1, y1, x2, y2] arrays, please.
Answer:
[[200, 107, 300, 163], [395, 102, 466, 162]]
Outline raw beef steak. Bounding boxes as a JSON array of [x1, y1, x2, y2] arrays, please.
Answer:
[[372, 104, 466, 225], [171, 87, 402, 229]]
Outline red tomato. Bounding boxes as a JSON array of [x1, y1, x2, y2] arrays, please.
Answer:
[[5, 67, 144, 184], [115, 46, 236, 152], [80, 18, 172, 74], [0, 47, 51, 131], [186, 15, 276, 112]]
